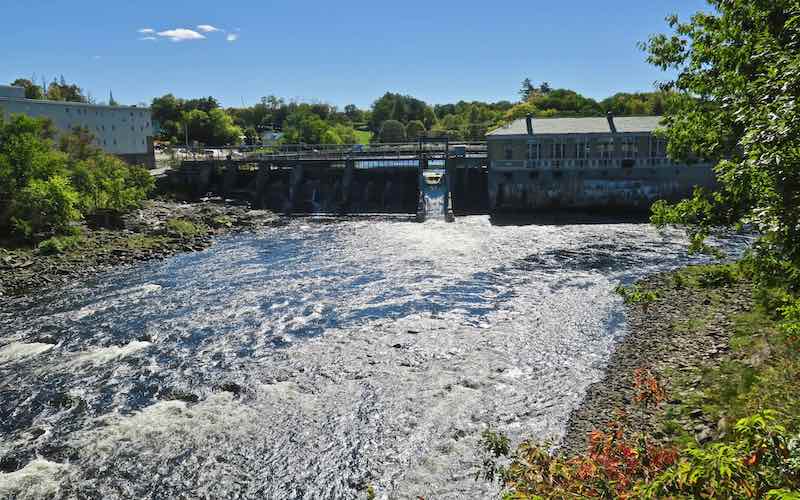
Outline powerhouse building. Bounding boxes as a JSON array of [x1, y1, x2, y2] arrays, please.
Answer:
[[485, 114, 716, 212]]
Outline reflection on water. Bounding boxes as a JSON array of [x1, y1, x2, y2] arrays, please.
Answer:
[[0, 217, 747, 499]]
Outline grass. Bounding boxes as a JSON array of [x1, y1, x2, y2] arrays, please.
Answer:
[[164, 218, 206, 238], [354, 130, 372, 145]]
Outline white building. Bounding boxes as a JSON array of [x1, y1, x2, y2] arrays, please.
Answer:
[[0, 85, 155, 168]]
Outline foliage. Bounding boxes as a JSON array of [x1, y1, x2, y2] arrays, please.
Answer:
[[164, 218, 205, 238], [37, 234, 82, 255], [614, 284, 658, 305], [377, 120, 406, 143], [10, 78, 44, 100], [11, 175, 81, 237], [481, 371, 800, 499], [640, 411, 800, 499], [405, 120, 426, 140], [151, 94, 240, 145], [0, 114, 152, 240], [481, 375, 679, 499], [642, 0, 800, 295], [369, 92, 435, 133]]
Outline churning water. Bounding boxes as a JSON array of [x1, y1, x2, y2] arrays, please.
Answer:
[[0, 217, 747, 499]]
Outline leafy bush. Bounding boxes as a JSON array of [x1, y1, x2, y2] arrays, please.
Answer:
[[480, 382, 800, 499], [615, 284, 658, 305], [0, 114, 153, 240], [11, 175, 81, 237], [37, 234, 82, 255]]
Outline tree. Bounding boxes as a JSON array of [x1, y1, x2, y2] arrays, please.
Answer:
[[405, 120, 426, 140], [519, 78, 535, 101], [45, 76, 87, 103], [11, 79, 44, 100], [378, 120, 406, 143], [643, 1, 800, 288], [12, 176, 80, 236], [109, 91, 119, 106]]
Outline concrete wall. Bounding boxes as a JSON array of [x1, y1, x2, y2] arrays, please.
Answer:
[[489, 165, 716, 212], [0, 96, 154, 159]]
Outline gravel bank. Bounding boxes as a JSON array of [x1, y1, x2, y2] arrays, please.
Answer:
[[560, 269, 754, 456]]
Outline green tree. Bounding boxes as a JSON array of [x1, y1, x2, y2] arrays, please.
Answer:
[[642, 0, 800, 287], [378, 119, 406, 143], [405, 120, 426, 140], [12, 175, 81, 237], [10, 79, 44, 100], [519, 78, 535, 101], [46, 76, 87, 103]]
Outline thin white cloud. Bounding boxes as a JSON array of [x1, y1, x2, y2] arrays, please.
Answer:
[[197, 24, 220, 33], [157, 28, 206, 42], [226, 33, 239, 42], [138, 28, 155, 34], [139, 36, 158, 41], [92, 55, 102, 60]]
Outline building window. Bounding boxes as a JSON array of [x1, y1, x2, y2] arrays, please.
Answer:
[[553, 142, 565, 160], [650, 138, 667, 158], [599, 139, 615, 160], [527, 142, 540, 160], [576, 138, 589, 159], [504, 142, 513, 160], [112, 125, 115, 131], [621, 138, 638, 159]]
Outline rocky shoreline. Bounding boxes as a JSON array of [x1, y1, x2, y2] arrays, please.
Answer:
[[560, 267, 754, 456], [0, 200, 280, 299]]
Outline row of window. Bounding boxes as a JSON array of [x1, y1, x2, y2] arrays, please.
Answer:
[[65, 107, 147, 120], [502, 138, 669, 161]]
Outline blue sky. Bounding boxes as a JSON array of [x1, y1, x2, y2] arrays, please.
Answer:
[[1, 0, 712, 109]]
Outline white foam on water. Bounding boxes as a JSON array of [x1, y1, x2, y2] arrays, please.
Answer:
[[69, 340, 151, 366], [0, 459, 70, 498], [0, 342, 54, 365], [68, 283, 162, 321]]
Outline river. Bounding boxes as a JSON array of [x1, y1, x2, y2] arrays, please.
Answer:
[[0, 216, 746, 499]]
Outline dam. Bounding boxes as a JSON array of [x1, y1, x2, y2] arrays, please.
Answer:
[[161, 114, 716, 218]]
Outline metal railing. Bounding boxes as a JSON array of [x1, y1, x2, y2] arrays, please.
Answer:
[[168, 141, 488, 163]]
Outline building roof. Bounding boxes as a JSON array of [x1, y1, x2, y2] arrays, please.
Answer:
[[0, 86, 150, 111], [487, 115, 663, 137]]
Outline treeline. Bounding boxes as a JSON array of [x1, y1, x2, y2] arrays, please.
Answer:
[[7, 76, 675, 146], [150, 85, 674, 146], [9, 76, 118, 105], [0, 115, 153, 241]]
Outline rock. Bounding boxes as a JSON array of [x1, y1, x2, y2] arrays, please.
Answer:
[[391, 343, 403, 349], [218, 382, 243, 396], [695, 427, 713, 444], [689, 408, 704, 419], [159, 389, 199, 403]]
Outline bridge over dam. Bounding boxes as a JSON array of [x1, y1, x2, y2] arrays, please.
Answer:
[[160, 141, 488, 220], [160, 129, 717, 220]]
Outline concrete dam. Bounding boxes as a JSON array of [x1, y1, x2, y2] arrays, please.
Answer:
[[162, 128, 716, 218]]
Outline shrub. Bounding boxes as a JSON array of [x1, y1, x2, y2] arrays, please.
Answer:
[[615, 284, 658, 305], [37, 234, 82, 255], [12, 175, 81, 236], [377, 120, 406, 143]]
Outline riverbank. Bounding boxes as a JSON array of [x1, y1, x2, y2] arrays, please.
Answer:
[[561, 263, 798, 455], [0, 200, 280, 298]]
